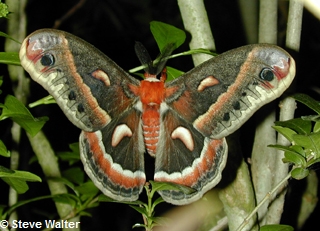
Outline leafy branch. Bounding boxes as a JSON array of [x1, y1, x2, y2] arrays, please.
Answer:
[[237, 93, 320, 231]]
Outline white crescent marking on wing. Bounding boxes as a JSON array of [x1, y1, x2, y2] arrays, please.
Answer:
[[112, 124, 133, 147], [171, 126, 194, 151]]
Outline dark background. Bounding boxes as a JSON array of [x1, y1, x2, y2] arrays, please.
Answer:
[[0, 0, 320, 230]]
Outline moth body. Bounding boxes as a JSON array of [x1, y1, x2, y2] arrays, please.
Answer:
[[140, 79, 165, 156]]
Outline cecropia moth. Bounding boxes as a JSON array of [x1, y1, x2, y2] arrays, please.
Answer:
[[19, 29, 295, 205]]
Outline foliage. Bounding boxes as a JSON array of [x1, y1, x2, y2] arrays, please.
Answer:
[[0, 95, 48, 137], [270, 94, 320, 180], [99, 180, 194, 231], [0, 82, 43, 197], [0, 1, 9, 19], [0, 166, 41, 194]]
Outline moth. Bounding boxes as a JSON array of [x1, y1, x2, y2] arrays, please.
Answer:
[[19, 29, 295, 205]]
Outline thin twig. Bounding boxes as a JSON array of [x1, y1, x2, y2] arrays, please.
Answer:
[[53, 0, 87, 29], [208, 216, 228, 231], [236, 172, 292, 231]]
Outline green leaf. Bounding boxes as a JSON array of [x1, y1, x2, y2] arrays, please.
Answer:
[[98, 194, 117, 202], [292, 133, 320, 158], [269, 144, 306, 166], [78, 210, 93, 217], [0, 166, 42, 194], [1, 178, 30, 194], [290, 144, 306, 156], [0, 95, 48, 136], [0, 52, 20, 65], [291, 167, 310, 180], [0, 140, 10, 157], [152, 196, 165, 208], [49, 177, 75, 191], [150, 21, 186, 52], [129, 205, 148, 217], [292, 93, 320, 115], [57, 142, 80, 164], [28, 155, 39, 165], [0, 204, 7, 220], [75, 181, 100, 201], [51, 193, 80, 208], [274, 118, 312, 135], [132, 223, 146, 229], [166, 66, 184, 81], [313, 121, 320, 133], [284, 151, 306, 166], [150, 180, 196, 194], [260, 224, 294, 231], [62, 167, 84, 185], [0, 165, 14, 174], [272, 126, 297, 143], [150, 216, 170, 227]]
